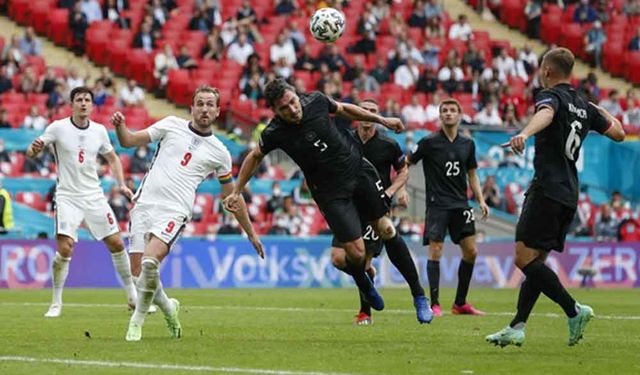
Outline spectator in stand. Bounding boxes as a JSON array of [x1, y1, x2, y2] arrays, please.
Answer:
[[150, 0, 168, 28], [394, 57, 420, 89], [37, 68, 59, 95], [573, 0, 598, 24], [408, 0, 428, 28], [227, 32, 255, 65], [317, 44, 349, 72], [356, 6, 379, 41], [92, 79, 110, 106], [473, 102, 502, 126], [154, 44, 179, 92], [133, 22, 156, 53], [416, 67, 438, 94], [424, 0, 443, 19], [23, 147, 54, 175], [274, 0, 298, 16], [176, 46, 199, 69], [266, 182, 285, 214], [103, 0, 129, 28], [237, 0, 257, 24], [217, 216, 242, 234], [353, 69, 380, 93], [499, 150, 522, 168], [422, 40, 441, 71], [0, 67, 13, 94], [66, 67, 89, 91], [624, 0, 640, 16], [424, 93, 441, 122], [448, 14, 473, 41], [286, 21, 306, 51], [578, 71, 601, 102], [189, 7, 213, 32], [108, 185, 129, 223], [295, 44, 317, 71], [623, 100, 640, 134], [2, 35, 25, 69], [242, 72, 263, 102], [584, 20, 606, 68], [273, 57, 293, 79], [344, 56, 366, 82], [369, 57, 389, 84], [47, 82, 67, 109], [95, 67, 115, 89], [594, 204, 620, 241], [482, 175, 502, 209], [388, 12, 407, 37], [424, 14, 445, 39], [371, 0, 390, 20], [0, 110, 11, 128], [18, 27, 41, 56], [502, 103, 522, 129], [80, 0, 103, 23], [493, 48, 516, 81], [524, 0, 542, 38], [629, 28, 640, 51], [0, 179, 14, 234], [396, 217, 421, 242], [274, 196, 306, 236], [270, 31, 297, 66], [119, 79, 145, 106], [22, 105, 48, 131], [600, 90, 624, 118], [402, 94, 427, 125], [293, 179, 313, 206], [438, 56, 465, 93], [19, 67, 38, 94], [464, 42, 484, 73], [0, 140, 10, 165], [201, 27, 224, 61], [203, 1, 222, 29], [130, 145, 152, 174]]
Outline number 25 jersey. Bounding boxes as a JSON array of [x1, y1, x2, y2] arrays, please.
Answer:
[[531, 83, 611, 209], [134, 116, 233, 217]]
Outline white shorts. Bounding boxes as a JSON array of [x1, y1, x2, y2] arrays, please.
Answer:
[[128, 203, 188, 254], [55, 195, 120, 242]]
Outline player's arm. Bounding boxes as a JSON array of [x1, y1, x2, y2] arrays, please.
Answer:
[[220, 181, 264, 259], [505, 106, 554, 154], [110, 111, 152, 148], [223, 147, 265, 212], [334, 102, 405, 133], [467, 168, 489, 220], [103, 150, 134, 200], [26, 138, 45, 158], [589, 102, 625, 142]]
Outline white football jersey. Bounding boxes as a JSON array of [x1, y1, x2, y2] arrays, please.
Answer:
[[39, 117, 113, 198], [134, 116, 233, 217]]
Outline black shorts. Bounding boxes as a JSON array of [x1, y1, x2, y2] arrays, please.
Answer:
[[331, 222, 384, 257], [423, 207, 476, 245], [318, 159, 389, 243], [516, 187, 575, 253]]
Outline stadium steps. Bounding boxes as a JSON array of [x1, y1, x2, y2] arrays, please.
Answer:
[[449, 0, 635, 93]]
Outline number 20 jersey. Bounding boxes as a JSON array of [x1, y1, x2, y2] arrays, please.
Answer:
[[134, 116, 233, 217], [530, 83, 611, 209]]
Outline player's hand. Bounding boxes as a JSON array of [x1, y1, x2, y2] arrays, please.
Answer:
[[119, 184, 134, 201], [501, 134, 528, 155], [223, 193, 242, 212], [397, 189, 410, 209], [30, 138, 45, 155], [249, 235, 265, 259], [110, 111, 125, 127], [480, 202, 490, 221], [381, 117, 405, 133]]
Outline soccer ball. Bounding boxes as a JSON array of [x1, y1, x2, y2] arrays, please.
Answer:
[[309, 7, 346, 43]]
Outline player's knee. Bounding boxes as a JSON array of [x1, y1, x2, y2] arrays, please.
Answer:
[[375, 217, 396, 241], [428, 244, 443, 260], [56, 236, 74, 257], [462, 246, 478, 262], [104, 234, 125, 253], [330, 248, 347, 268], [514, 242, 540, 270], [344, 241, 366, 261]]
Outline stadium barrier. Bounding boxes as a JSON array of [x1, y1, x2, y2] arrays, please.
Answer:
[[1, 238, 639, 289]]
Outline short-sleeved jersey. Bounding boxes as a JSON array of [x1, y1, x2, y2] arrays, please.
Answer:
[[39, 117, 113, 198], [531, 83, 611, 209], [352, 129, 405, 189], [259, 92, 361, 201], [408, 130, 477, 209], [134, 116, 233, 217]]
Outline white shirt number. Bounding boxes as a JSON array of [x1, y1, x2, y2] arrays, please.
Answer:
[[446, 161, 460, 176]]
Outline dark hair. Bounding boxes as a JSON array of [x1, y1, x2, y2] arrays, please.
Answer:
[[70, 86, 94, 102], [360, 98, 379, 106], [264, 78, 295, 108], [192, 85, 220, 106], [543, 47, 574, 78], [438, 98, 462, 113]]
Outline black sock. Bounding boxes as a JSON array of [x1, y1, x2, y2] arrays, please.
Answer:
[[426, 260, 440, 305], [510, 278, 542, 328], [522, 259, 577, 318], [345, 257, 373, 295], [454, 259, 474, 306], [384, 234, 425, 297], [360, 272, 372, 315]]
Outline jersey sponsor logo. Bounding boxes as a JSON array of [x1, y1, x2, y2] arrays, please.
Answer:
[[304, 131, 317, 142]]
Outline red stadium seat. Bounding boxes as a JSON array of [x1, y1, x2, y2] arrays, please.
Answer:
[[125, 49, 154, 89], [559, 24, 585, 55], [166, 69, 190, 105], [47, 9, 70, 46], [30, 0, 55, 34], [540, 12, 562, 45], [624, 52, 640, 85], [16, 192, 46, 211], [501, 0, 525, 29], [86, 28, 111, 66], [9, 0, 30, 25]]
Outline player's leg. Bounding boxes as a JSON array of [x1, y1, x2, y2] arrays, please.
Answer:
[[373, 216, 432, 323], [450, 208, 484, 315], [423, 207, 447, 317], [331, 245, 373, 324], [103, 233, 137, 308], [44, 234, 74, 318], [342, 237, 384, 311]]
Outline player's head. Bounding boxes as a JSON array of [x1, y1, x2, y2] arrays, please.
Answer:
[[540, 47, 574, 88], [438, 98, 462, 128], [191, 85, 220, 128], [358, 99, 379, 130], [265, 78, 302, 124], [70, 86, 94, 118]]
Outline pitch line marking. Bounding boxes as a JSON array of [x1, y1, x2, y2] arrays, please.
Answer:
[[0, 356, 362, 375], [0, 302, 639, 320]]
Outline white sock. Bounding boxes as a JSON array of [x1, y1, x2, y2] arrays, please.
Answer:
[[131, 257, 159, 326], [111, 250, 137, 301], [153, 281, 175, 315], [51, 252, 71, 305]]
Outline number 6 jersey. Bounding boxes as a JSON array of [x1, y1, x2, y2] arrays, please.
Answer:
[[133, 116, 233, 217], [531, 83, 611, 209]]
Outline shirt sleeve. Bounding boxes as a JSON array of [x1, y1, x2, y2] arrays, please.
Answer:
[[215, 148, 234, 185], [467, 140, 478, 170], [258, 123, 278, 155], [39, 121, 57, 146], [98, 127, 114, 155], [407, 138, 427, 164], [391, 140, 406, 171], [534, 89, 560, 113], [316, 91, 338, 114], [146, 117, 172, 142], [588, 103, 612, 135]]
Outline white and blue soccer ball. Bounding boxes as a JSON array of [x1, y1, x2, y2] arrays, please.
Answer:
[[309, 7, 346, 43]]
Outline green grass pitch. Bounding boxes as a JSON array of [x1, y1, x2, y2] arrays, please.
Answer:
[[0, 288, 639, 375]]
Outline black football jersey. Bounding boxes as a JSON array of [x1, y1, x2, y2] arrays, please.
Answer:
[[351, 129, 405, 189]]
